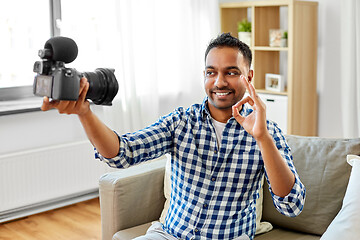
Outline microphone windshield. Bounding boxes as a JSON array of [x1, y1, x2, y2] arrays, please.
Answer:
[[44, 37, 78, 63]]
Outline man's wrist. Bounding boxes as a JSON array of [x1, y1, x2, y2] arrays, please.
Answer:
[[255, 132, 273, 148], [78, 107, 92, 120]]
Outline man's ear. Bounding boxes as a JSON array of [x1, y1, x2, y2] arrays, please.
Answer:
[[248, 69, 254, 83]]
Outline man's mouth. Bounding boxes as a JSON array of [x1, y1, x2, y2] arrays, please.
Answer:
[[215, 92, 231, 96]]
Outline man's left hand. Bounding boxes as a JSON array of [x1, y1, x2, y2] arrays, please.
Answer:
[[232, 75, 270, 141]]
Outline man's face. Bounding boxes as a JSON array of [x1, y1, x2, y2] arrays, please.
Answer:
[[204, 46, 252, 114]]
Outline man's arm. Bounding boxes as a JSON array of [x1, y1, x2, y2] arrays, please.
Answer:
[[41, 77, 119, 158], [255, 133, 295, 197], [232, 75, 295, 197]]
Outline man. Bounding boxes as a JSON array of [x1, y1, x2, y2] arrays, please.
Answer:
[[42, 33, 305, 240]]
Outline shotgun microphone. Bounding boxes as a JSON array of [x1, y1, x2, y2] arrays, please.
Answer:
[[38, 36, 78, 64]]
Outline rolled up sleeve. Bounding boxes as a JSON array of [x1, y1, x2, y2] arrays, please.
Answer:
[[269, 175, 306, 217]]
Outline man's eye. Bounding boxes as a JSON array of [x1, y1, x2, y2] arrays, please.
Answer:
[[206, 71, 214, 76], [227, 72, 238, 76]]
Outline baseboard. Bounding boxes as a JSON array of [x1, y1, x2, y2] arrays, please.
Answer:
[[0, 188, 99, 223]]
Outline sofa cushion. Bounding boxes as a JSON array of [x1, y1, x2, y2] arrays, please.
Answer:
[[254, 176, 273, 235], [113, 222, 151, 240], [262, 136, 360, 235], [254, 228, 320, 240], [99, 158, 166, 240], [321, 155, 360, 239]]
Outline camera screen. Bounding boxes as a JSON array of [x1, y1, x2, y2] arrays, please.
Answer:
[[35, 75, 53, 97]]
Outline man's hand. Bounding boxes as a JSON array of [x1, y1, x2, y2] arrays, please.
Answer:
[[232, 75, 269, 141], [233, 76, 295, 197], [41, 77, 90, 116]]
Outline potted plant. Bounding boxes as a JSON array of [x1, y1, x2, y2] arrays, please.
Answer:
[[280, 30, 288, 47], [237, 18, 251, 47]]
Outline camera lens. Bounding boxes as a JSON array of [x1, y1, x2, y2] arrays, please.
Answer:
[[83, 68, 119, 106]]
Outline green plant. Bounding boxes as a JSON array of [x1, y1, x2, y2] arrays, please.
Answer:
[[237, 19, 251, 32], [283, 31, 288, 39]]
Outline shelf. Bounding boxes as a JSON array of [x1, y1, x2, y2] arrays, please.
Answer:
[[256, 89, 288, 96], [220, 0, 318, 136], [221, 0, 291, 8], [252, 46, 288, 51]]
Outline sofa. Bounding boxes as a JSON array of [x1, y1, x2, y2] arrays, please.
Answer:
[[99, 135, 360, 240]]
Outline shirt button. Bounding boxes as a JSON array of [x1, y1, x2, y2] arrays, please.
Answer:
[[214, 150, 217, 154], [194, 228, 199, 233], [203, 203, 208, 208], [211, 177, 216, 182]]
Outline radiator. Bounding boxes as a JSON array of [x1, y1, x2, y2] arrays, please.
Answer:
[[0, 140, 113, 223]]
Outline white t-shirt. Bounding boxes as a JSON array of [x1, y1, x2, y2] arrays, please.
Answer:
[[210, 117, 226, 147]]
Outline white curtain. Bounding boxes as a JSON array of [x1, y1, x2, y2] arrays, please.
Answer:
[[341, 0, 360, 138], [106, 0, 220, 133], [61, 0, 220, 133]]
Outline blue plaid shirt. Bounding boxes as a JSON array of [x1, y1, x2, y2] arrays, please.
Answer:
[[96, 98, 305, 240]]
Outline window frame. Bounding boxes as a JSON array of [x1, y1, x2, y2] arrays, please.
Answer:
[[0, 0, 61, 102]]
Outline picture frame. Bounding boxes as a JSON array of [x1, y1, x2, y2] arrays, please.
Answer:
[[265, 73, 285, 92], [269, 29, 284, 47]]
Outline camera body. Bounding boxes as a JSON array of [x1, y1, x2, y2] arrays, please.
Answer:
[[33, 61, 81, 101], [33, 37, 118, 106]]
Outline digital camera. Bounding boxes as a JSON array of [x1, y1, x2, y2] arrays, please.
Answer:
[[33, 37, 118, 106]]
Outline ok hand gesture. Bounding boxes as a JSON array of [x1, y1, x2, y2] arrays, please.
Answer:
[[232, 75, 269, 141]]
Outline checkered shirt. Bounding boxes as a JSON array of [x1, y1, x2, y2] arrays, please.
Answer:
[[95, 98, 306, 240]]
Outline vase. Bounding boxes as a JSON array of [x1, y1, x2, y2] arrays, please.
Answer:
[[238, 32, 251, 47], [280, 38, 287, 47]]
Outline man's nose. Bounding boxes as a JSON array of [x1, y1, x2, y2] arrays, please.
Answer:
[[215, 73, 228, 88]]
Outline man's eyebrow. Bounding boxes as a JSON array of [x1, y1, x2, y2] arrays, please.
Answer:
[[205, 66, 242, 72], [226, 66, 241, 71], [205, 66, 240, 70]]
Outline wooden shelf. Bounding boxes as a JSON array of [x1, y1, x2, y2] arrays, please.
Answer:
[[252, 46, 289, 51], [256, 89, 288, 96], [220, 0, 318, 136]]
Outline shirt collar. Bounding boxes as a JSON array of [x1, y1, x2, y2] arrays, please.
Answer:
[[201, 97, 211, 119]]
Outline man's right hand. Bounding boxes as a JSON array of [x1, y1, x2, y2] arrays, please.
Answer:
[[41, 77, 90, 116]]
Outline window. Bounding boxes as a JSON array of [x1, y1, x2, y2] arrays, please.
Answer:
[[0, 0, 51, 89], [59, 0, 119, 72], [0, 0, 119, 102]]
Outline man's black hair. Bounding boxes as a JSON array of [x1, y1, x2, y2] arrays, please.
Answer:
[[205, 32, 252, 68]]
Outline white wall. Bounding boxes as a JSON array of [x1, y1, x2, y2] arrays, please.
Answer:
[[220, 0, 343, 137], [0, 105, 105, 155]]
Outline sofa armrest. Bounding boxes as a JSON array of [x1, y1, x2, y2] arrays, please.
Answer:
[[99, 157, 166, 240]]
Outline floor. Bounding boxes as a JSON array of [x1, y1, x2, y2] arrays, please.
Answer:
[[0, 198, 101, 240]]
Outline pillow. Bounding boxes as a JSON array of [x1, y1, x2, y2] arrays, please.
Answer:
[[159, 155, 273, 235], [262, 136, 360, 235], [159, 154, 171, 223], [320, 155, 360, 240], [254, 176, 273, 235]]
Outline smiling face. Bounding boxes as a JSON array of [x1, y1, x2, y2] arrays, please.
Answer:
[[204, 46, 253, 122]]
